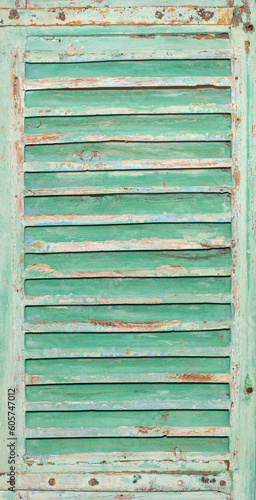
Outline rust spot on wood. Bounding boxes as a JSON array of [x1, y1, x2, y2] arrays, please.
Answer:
[[8, 9, 19, 20], [89, 478, 99, 486], [57, 11, 66, 22], [243, 22, 254, 32], [201, 475, 209, 483], [245, 40, 250, 54], [155, 11, 164, 19], [196, 8, 214, 21]]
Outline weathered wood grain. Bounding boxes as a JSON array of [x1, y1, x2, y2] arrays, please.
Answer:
[[20, 492, 231, 500], [24, 248, 232, 279], [24, 169, 232, 196], [16, 470, 231, 493], [24, 223, 232, 253], [25, 383, 230, 410], [24, 141, 232, 172], [25, 409, 230, 438], [0, 7, 233, 27], [25, 88, 231, 116], [24, 330, 231, 358], [24, 276, 232, 306], [25, 35, 232, 64], [23, 193, 231, 226], [24, 303, 232, 332], [24, 114, 231, 144], [25, 356, 230, 384]]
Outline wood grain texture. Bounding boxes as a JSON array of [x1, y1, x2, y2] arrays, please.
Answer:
[[0, 7, 233, 26], [24, 330, 231, 358], [24, 223, 232, 252], [24, 114, 231, 144], [25, 88, 231, 116], [24, 303, 232, 332], [24, 276, 232, 305], [24, 249, 232, 278]]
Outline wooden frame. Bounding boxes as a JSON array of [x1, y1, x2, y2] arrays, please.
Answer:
[[0, 3, 255, 498]]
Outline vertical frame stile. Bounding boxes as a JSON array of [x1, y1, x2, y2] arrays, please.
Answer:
[[230, 11, 256, 499], [0, 25, 13, 484], [10, 44, 27, 476], [229, 48, 241, 480]]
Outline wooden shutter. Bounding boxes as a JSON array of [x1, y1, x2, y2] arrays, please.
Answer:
[[0, 3, 255, 499]]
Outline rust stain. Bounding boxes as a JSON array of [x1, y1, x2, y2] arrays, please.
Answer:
[[196, 8, 214, 21], [245, 40, 250, 54], [56, 10, 66, 22], [8, 9, 19, 20]]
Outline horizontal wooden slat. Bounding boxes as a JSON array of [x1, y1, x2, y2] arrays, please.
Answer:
[[24, 193, 232, 227], [25, 88, 231, 116], [24, 169, 232, 196], [24, 141, 232, 171], [25, 59, 231, 89], [25, 383, 230, 411], [25, 357, 230, 384], [25, 435, 230, 453], [24, 223, 232, 253], [25, 35, 232, 63], [23, 492, 230, 500], [24, 303, 232, 332], [24, 114, 231, 144], [24, 330, 231, 358], [25, 426, 230, 439], [26, 409, 230, 438], [24, 276, 231, 306], [24, 249, 232, 279], [25, 76, 232, 91], [25, 58, 232, 91], [15, 470, 231, 493]]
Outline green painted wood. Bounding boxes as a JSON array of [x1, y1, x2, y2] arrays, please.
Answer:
[[24, 303, 231, 332], [25, 88, 231, 116], [0, 7, 234, 27], [26, 409, 229, 431], [24, 276, 231, 305], [17, 472, 231, 494], [25, 383, 230, 411], [24, 169, 232, 196], [24, 223, 232, 253], [24, 142, 231, 171], [23, 493, 231, 500], [25, 357, 230, 384], [24, 249, 232, 279], [24, 114, 231, 143], [25, 436, 229, 456], [25, 35, 232, 63], [21, 0, 235, 7], [24, 330, 231, 358], [24, 193, 231, 225], [25, 59, 231, 82]]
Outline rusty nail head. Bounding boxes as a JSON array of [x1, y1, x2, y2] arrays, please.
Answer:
[[48, 478, 55, 486], [177, 480, 183, 486], [89, 478, 99, 486], [245, 387, 253, 394], [243, 23, 255, 32], [220, 480, 226, 486]]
